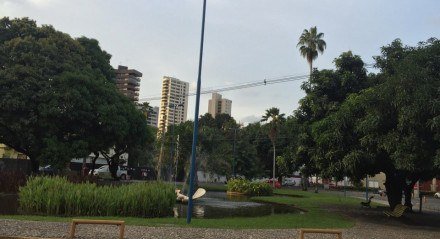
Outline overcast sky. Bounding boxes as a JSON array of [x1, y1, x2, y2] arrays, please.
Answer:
[[1, 0, 439, 124]]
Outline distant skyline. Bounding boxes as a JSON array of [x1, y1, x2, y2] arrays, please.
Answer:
[[1, 0, 439, 124]]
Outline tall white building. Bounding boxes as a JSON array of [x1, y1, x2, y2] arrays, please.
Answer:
[[208, 93, 232, 118], [158, 76, 189, 134]]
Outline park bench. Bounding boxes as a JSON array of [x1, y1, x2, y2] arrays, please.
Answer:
[[298, 228, 343, 239], [383, 204, 407, 217], [69, 219, 125, 239]]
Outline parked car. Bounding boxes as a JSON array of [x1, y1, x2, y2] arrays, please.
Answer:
[[91, 165, 128, 180], [39, 165, 58, 175], [267, 179, 281, 189], [378, 189, 387, 196], [282, 176, 301, 186], [434, 192, 440, 198]]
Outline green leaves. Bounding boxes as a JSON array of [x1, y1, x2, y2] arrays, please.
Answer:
[[0, 17, 153, 171]]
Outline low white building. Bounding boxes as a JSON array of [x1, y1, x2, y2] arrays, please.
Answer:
[[197, 170, 227, 183]]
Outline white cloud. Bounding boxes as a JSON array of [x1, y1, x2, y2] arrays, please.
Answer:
[[239, 115, 260, 126]]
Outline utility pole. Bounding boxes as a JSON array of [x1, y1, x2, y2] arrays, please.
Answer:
[[232, 127, 237, 178], [187, 0, 207, 224]]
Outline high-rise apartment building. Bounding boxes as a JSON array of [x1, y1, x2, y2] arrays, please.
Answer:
[[158, 76, 189, 133], [146, 106, 159, 128], [208, 93, 232, 118], [114, 65, 142, 102]]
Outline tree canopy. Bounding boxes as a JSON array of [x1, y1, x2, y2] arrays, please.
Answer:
[[0, 17, 153, 173], [311, 39, 440, 208]]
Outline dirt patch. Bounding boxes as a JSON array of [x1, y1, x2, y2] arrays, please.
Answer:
[[323, 204, 440, 231]]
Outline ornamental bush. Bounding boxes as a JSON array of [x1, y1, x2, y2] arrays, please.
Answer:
[[227, 178, 273, 196], [19, 176, 174, 217]]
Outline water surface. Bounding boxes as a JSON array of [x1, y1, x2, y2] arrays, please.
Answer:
[[173, 191, 301, 218]]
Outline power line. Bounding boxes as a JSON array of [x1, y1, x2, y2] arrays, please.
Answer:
[[139, 74, 309, 102]]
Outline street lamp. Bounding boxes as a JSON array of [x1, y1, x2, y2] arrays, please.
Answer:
[[169, 103, 184, 185]]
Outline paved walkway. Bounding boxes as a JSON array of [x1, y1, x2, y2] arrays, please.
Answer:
[[0, 217, 438, 239]]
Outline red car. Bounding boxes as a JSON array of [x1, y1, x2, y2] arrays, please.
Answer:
[[267, 179, 281, 188]]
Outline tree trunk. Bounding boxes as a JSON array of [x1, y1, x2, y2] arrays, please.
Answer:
[[403, 179, 417, 211], [103, 154, 119, 180], [90, 152, 99, 175], [82, 157, 87, 177], [30, 157, 40, 174], [384, 172, 404, 210], [108, 158, 118, 179], [309, 61, 313, 78], [314, 176, 319, 193], [157, 139, 165, 181], [302, 174, 308, 191], [272, 142, 276, 187]]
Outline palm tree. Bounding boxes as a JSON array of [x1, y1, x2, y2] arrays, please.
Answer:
[[261, 107, 285, 187], [297, 26, 327, 76]]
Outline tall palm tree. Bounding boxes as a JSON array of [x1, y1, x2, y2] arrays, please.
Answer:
[[261, 107, 285, 187], [297, 26, 327, 76]]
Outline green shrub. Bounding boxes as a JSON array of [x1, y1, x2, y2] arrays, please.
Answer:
[[227, 179, 273, 196], [247, 181, 273, 196], [19, 176, 174, 217]]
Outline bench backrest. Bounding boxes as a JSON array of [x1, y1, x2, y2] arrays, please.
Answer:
[[392, 204, 407, 216]]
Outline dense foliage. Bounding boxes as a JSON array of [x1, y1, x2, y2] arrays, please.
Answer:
[[227, 178, 273, 196], [0, 17, 154, 175], [286, 38, 440, 209], [310, 39, 440, 209], [19, 176, 174, 217]]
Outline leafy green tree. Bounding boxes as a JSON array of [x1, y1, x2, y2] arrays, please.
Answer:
[[261, 107, 285, 186], [297, 26, 327, 76], [199, 113, 216, 128], [170, 121, 194, 182], [293, 51, 370, 190], [237, 122, 269, 178], [0, 17, 153, 174], [313, 39, 440, 209], [235, 129, 263, 179]]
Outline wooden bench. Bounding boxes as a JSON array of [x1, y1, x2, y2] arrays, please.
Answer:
[[384, 204, 407, 217], [0, 237, 60, 239], [298, 228, 342, 239], [69, 219, 125, 239]]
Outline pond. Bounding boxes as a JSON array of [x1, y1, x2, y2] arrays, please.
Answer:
[[173, 191, 302, 219], [0, 191, 303, 218]]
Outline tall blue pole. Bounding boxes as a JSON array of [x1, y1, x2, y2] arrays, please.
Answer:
[[187, 0, 207, 224]]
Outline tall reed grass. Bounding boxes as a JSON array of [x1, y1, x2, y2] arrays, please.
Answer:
[[19, 176, 174, 217]]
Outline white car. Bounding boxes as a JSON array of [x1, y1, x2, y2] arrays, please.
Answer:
[[91, 165, 128, 180], [435, 192, 440, 198]]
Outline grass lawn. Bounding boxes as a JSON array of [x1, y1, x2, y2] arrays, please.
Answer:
[[0, 188, 360, 229]]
